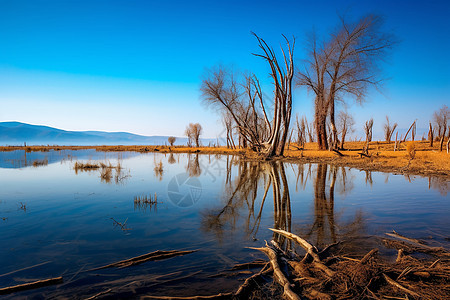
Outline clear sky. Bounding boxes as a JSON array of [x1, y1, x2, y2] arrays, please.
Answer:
[[0, 0, 449, 139]]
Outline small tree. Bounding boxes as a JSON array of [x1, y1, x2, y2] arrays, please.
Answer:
[[168, 136, 176, 146], [337, 110, 355, 150], [428, 123, 434, 147], [383, 116, 397, 143], [363, 118, 374, 154], [295, 114, 306, 148], [185, 123, 203, 147], [433, 105, 449, 151]]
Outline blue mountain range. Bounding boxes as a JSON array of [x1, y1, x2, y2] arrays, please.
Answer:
[[0, 121, 200, 146]]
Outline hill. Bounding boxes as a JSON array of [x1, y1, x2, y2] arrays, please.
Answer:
[[0, 122, 204, 146]]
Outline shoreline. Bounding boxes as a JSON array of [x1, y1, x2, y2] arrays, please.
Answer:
[[1, 141, 449, 179]]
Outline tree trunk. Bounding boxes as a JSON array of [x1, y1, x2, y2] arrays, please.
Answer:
[[439, 126, 447, 151], [315, 111, 328, 150], [428, 123, 433, 147]]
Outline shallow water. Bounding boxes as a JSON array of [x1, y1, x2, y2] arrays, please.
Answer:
[[0, 150, 448, 298]]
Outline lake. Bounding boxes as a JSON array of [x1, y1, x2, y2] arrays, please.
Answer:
[[0, 150, 448, 298]]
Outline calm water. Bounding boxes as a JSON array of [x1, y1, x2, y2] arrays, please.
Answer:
[[0, 150, 448, 298]]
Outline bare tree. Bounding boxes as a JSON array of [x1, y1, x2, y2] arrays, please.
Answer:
[[185, 123, 202, 147], [297, 14, 395, 150], [383, 116, 397, 143], [428, 123, 434, 147], [201, 33, 295, 157], [295, 114, 307, 148], [363, 118, 373, 154], [337, 110, 355, 149], [433, 105, 449, 151], [222, 112, 235, 149], [168, 136, 176, 146]]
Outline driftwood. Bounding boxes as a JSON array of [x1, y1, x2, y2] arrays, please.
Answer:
[[240, 229, 450, 299], [269, 228, 319, 262], [385, 230, 427, 245], [269, 228, 335, 277], [0, 261, 51, 278], [358, 151, 370, 158], [332, 148, 344, 156], [84, 288, 112, 300], [234, 262, 272, 299], [248, 245, 300, 300], [382, 273, 420, 298], [141, 293, 233, 299], [91, 250, 197, 270], [229, 259, 267, 271], [0, 276, 63, 295]]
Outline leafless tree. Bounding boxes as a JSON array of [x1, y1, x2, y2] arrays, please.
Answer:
[[222, 112, 236, 149], [185, 123, 202, 147], [364, 118, 374, 143], [201, 33, 295, 157], [337, 110, 355, 149], [168, 136, 176, 146], [297, 14, 395, 150], [295, 114, 307, 148], [383, 116, 397, 143], [363, 118, 373, 153], [428, 123, 434, 147], [433, 105, 449, 151]]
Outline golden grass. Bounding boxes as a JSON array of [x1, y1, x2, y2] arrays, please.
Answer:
[[32, 159, 48, 167]]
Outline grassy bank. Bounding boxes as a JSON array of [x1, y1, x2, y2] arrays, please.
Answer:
[[1, 141, 449, 178]]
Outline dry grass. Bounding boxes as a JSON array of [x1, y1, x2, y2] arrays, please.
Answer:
[[32, 159, 48, 167]]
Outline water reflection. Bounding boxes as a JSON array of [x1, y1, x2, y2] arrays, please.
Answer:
[[154, 159, 164, 181], [168, 153, 176, 164], [202, 161, 367, 250], [186, 154, 201, 177]]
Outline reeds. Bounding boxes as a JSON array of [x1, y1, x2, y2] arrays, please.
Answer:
[[32, 159, 48, 167], [134, 193, 159, 211]]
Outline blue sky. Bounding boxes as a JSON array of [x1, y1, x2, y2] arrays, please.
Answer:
[[0, 0, 449, 139]]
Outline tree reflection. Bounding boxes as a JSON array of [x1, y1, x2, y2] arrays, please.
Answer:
[[186, 154, 201, 177], [201, 159, 366, 251], [168, 153, 176, 164]]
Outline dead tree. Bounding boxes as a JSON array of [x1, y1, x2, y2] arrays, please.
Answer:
[[252, 33, 295, 157], [222, 112, 236, 149], [428, 123, 434, 147], [297, 14, 395, 150], [337, 110, 355, 150], [363, 118, 373, 154], [295, 114, 307, 148], [201, 34, 295, 157], [383, 116, 397, 143], [433, 105, 449, 151], [185, 123, 202, 147]]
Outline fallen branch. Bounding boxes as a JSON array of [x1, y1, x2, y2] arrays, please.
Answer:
[[269, 228, 320, 262], [332, 148, 344, 157], [269, 228, 335, 277], [141, 293, 233, 299], [248, 246, 300, 300], [234, 262, 272, 299], [230, 259, 267, 271], [90, 250, 197, 270], [0, 277, 63, 295], [84, 288, 112, 300], [360, 248, 378, 264], [382, 273, 420, 298], [385, 230, 427, 245], [0, 261, 51, 278]]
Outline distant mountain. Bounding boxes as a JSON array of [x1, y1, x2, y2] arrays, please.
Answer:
[[0, 122, 214, 146]]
